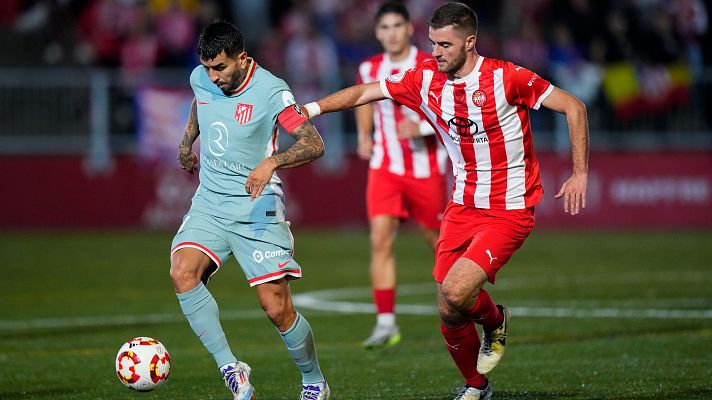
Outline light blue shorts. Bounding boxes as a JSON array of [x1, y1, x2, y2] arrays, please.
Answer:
[[170, 211, 301, 286]]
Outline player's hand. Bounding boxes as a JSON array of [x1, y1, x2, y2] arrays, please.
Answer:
[[178, 145, 198, 174], [396, 118, 420, 139], [245, 158, 277, 200], [357, 137, 373, 160], [555, 172, 588, 215]]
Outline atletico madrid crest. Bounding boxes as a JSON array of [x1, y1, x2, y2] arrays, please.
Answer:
[[472, 90, 487, 107], [235, 103, 253, 125]]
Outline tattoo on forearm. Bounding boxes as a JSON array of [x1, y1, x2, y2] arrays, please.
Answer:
[[273, 121, 324, 169], [180, 98, 200, 148]]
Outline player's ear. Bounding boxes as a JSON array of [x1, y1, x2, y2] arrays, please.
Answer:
[[237, 51, 248, 66], [465, 34, 477, 51], [407, 22, 414, 37]]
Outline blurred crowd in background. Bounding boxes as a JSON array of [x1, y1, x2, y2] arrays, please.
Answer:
[[0, 0, 710, 153]]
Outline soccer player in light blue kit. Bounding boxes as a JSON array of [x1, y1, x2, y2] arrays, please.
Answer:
[[170, 21, 330, 400]]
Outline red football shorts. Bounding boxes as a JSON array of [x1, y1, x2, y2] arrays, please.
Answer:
[[433, 202, 535, 284], [366, 169, 446, 230]]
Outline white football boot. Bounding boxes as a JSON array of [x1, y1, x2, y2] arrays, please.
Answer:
[[300, 381, 330, 400], [452, 383, 493, 400], [362, 324, 401, 348], [477, 304, 510, 374], [220, 361, 254, 400]]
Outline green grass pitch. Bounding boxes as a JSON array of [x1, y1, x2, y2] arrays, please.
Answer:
[[1, 229, 711, 399]]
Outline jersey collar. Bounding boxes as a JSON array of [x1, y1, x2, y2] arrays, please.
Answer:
[[446, 55, 485, 85], [231, 58, 257, 95]]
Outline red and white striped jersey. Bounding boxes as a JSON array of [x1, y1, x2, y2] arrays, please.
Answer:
[[380, 56, 554, 210], [358, 46, 447, 178]]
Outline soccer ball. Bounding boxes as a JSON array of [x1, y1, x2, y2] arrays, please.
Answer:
[[115, 337, 171, 391]]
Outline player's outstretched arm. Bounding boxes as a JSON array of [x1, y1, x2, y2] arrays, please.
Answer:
[[177, 98, 199, 174], [303, 82, 387, 118], [245, 120, 324, 200], [542, 87, 589, 215]]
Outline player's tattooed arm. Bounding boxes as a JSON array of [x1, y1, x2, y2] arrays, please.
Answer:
[[274, 120, 325, 168], [178, 98, 199, 174], [245, 120, 324, 199]]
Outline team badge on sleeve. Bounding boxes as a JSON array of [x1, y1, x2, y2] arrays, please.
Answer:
[[386, 71, 406, 83], [472, 90, 487, 107], [281, 91, 296, 106], [235, 103, 253, 125]]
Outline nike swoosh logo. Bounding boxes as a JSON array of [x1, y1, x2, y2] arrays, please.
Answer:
[[278, 260, 292, 269], [197, 101, 209, 105]]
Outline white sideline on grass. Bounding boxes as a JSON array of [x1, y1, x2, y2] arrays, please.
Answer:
[[1, 283, 710, 331]]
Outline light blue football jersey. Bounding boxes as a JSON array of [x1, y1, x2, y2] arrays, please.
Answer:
[[188, 60, 298, 223]]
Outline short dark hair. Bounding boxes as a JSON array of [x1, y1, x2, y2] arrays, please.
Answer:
[[427, 2, 478, 37], [375, 1, 409, 23], [197, 20, 245, 60]]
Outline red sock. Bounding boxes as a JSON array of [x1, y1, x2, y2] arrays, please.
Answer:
[[373, 288, 395, 314], [469, 289, 502, 333], [440, 321, 487, 387]]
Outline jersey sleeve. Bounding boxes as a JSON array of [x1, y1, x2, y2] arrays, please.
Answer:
[[269, 88, 308, 134], [503, 62, 554, 110], [379, 64, 424, 110]]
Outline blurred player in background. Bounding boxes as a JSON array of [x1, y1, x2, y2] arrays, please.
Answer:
[[301, 3, 589, 399], [356, 2, 448, 349], [169, 21, 330, 400]]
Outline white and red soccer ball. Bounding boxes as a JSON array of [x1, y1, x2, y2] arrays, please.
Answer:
[[115, 337, 171, 391]]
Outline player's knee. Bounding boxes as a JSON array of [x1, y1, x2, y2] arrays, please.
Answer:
[[261, 303, 293, 331], [437, 301, 461, 325], [169, 254, 199, 288], [370, 230, 394, 254], [437, 292, 471, 326], [440, 283, 473, 312]]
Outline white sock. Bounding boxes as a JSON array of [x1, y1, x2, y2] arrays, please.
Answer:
[[377, 313, 395, 327]]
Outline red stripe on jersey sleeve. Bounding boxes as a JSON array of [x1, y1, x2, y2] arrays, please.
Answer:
[[277, 104, 309, 134]]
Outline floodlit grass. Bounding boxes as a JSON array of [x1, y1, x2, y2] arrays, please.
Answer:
[[1, 229, 711, 399]]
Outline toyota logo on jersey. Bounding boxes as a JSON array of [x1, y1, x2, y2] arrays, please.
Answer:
[[448, 116, 478, 138], [235, 103, 253, 125]]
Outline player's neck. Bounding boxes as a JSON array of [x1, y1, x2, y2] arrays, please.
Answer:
[[449, 52, 480, 80], [387, 45, 411, 62]]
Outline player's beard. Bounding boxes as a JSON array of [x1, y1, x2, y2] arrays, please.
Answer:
[[219, 68, 245, 95], [439, 44, 467, 76]]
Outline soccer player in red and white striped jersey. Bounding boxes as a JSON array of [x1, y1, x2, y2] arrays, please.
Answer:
[[356, 2, 448, 349], [303, 3, 588, 399]]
